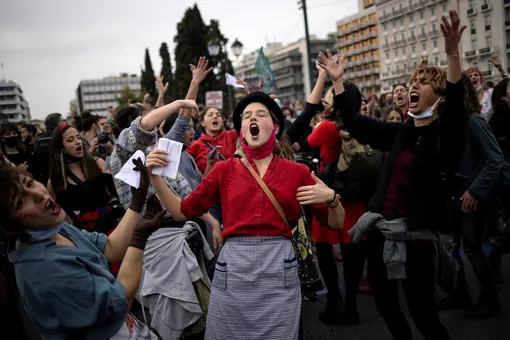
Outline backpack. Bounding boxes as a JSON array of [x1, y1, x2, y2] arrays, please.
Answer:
[[319, 130, 383, 201]]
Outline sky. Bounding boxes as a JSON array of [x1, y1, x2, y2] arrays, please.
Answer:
[[0, 0, 358, 120]]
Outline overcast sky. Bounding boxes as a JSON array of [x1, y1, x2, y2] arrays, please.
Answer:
[[0, 0, 358, 120]]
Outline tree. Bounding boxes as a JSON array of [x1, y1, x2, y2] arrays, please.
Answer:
[[206, 19, 234, 111], [116, 86, 144, 105], [173, 4, 218, 104], [159, 42, 175, 104], [140, 48, 156, 100]]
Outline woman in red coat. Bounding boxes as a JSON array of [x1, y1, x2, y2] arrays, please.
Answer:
[[186, 107, 239, 174]]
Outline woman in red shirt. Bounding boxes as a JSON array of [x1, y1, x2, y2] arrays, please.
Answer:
[[186, 107, 238, 174], [147, 91, 345, 340]]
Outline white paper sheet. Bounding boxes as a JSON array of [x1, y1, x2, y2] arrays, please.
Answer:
[[225, 73, 245, 88], [151, 138, 182, 179], [114, 150, 146, 189]]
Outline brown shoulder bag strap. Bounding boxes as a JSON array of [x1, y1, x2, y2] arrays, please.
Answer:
[[240, 157, 289, 227]]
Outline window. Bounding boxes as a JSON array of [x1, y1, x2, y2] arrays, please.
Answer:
[[433, 40, 438, 48], [402, 48, 406, 55], [400, 18, 404, 26], [421, 26, 426, 34], [485, 16, 490, 26], [393, 21, 396, 28], [471, 39, 477, 51], [487, 38, 492, 48], [401, 32, 405, 40], [383, 23, 387, 30], [386, 52, 390, 59], [420, 11, 424, 19], [395, 50, 399, 57], [394, 35, 397, 42], [409, 13, 414, 21], [383, 9, 386, 17], [431, 23, 436, 31], [414, 60, 418, 68], [385, 38, 388, 45], [431, 7, 435, 16], [434, 57, 439, 65], [470, 21, 476, 31], [422, 42, 426, 50], [488, 61, 493, 72], [399, 3, 403, 11], [411, 30, 415, 37], [469, 0, 475, 9], [412, 45, 416, 53], [442, 4, 447, 12]]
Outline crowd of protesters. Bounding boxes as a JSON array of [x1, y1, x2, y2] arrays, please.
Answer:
[[1, 10, 509, 340]]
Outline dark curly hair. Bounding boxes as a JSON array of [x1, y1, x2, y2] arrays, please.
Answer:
[[461, 72, 482, 114], [491, 78, 510, 120], [0, 162, 26, 233]]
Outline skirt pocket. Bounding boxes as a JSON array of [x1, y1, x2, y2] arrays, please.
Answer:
[[213, 261, 228, 290], [284, 257, 299, 288]]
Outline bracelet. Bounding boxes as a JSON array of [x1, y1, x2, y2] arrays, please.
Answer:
[[327, 192, 337, 204], [328, 199, 339, 209]]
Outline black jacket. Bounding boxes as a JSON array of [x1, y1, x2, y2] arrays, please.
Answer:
[[335, 80, 467, 232], [31, 131, 52, 185], [456, 114, 503, 204]]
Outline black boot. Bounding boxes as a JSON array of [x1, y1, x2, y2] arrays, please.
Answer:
[[463, 286, 502, 319], [488, 249, 503, 284], [318, 297, 347, 325]]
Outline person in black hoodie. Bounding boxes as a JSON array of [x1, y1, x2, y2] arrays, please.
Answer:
[[438, 73, 503, 318], [317, 11, 467, 340], [30, 113, 62, 185]]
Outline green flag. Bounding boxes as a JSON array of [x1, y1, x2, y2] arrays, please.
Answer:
[[255, 48, 277, 94]]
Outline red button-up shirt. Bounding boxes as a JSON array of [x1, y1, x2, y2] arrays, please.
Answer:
[[181, 155, 329, 238], [186, 129, 239, 174]]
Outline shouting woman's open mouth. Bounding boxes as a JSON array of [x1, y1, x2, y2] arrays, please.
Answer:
[[249, 123, 260, 140], [409, 91, 420, 109]]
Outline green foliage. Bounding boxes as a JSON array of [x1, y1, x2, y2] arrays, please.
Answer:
[[116, 86, 144, 105], [173, 4, 217, 104], [159, 42, 175, 104], [140, 48, 156, 102]]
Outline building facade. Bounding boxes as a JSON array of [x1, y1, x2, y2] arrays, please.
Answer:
[[336, 0, 381, 97], [76, 73, 141, 116], [234, 36, 336, 104], [459, 0, 508, 84], [0, 80, 31, 123], [376, 0, 455, 93]]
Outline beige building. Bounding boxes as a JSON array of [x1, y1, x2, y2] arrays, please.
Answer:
[[336, 0, 381, 97], [376, 0, 455, 93], [459, 0, 508, 84]]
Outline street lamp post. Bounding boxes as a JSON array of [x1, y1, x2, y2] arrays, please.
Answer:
[[208, 38, 243, 114]]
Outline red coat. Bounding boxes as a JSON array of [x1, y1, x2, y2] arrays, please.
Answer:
[[307, 121, 366, 244], [181, 155, 329, 239], [186, 129, 239, 174]]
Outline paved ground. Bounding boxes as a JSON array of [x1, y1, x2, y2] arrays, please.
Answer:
[[301, 250, 510, 340]]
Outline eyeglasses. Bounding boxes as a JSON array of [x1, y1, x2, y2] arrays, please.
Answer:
[[241, 110, 272, 120]]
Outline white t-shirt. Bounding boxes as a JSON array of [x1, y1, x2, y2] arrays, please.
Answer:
[[480, 88, 494, 120]]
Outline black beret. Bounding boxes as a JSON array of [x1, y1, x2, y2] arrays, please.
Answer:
[[233, 91, 286, 140]]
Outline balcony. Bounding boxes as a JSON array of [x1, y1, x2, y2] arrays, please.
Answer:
[[479, 46, 499, 56], [465, 50, 477, 58], [429, 29, 439, 38], [408, 35, 417, 43], [481, 3, 492, 12], [481, 70, 492, 77], [419, 33, 428, 41], [467, 8, 476, 16]]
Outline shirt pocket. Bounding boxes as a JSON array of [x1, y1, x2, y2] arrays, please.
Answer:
[[284, 257, 299, 288], [213, 261, 227, 290]]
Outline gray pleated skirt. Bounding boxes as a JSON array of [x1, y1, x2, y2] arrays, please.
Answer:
[[205, 236, 301, 340]]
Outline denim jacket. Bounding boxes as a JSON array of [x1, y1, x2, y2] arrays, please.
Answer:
[[9, 223, 127, 339]]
